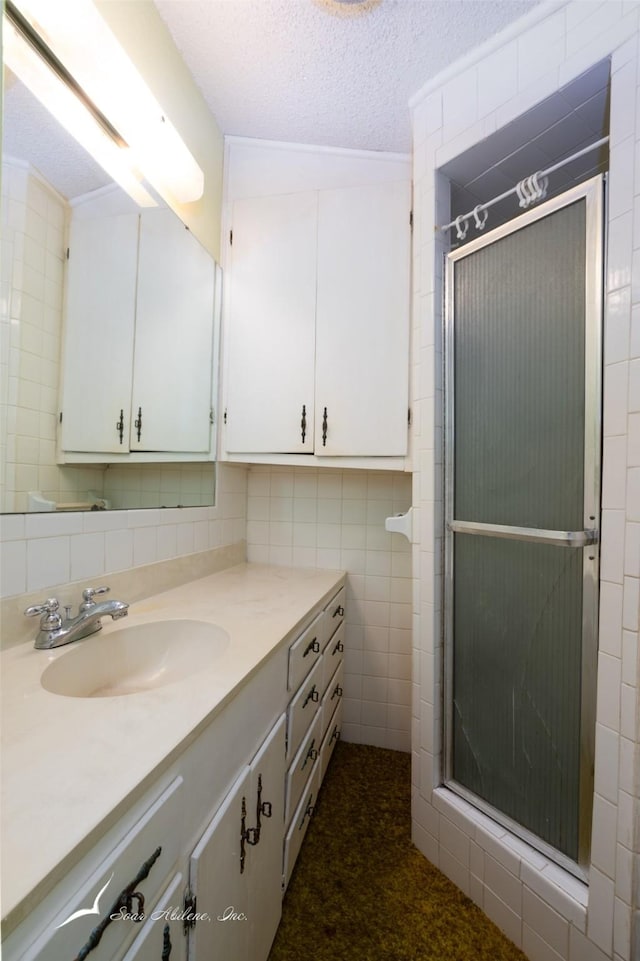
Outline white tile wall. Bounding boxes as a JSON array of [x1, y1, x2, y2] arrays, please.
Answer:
[[0, 463, 248, 603], [244, 465, 413, 750], [410, 2, 640, 960]]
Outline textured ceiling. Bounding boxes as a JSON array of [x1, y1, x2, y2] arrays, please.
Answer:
[[154, 0, 542, 154], [2, 0, 543, 201]]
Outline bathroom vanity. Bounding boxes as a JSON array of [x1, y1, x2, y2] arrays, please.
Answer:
[[1, 564, 346, 961]]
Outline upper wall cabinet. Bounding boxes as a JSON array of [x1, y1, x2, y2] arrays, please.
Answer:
[[59, 205, 219, 463], [221, 139, 411, 468]]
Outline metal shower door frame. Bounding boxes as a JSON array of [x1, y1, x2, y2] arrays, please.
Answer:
[[443, 175, 604, 876]]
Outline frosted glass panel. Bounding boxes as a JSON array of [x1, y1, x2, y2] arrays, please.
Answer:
[[453, 200, 586, 531], [452, 534, 583, 860]]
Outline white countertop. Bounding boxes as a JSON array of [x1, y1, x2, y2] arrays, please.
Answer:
[[1, 563, 344, 932]]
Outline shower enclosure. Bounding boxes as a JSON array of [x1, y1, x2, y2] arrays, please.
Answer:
[[443, 176, 604, 875]]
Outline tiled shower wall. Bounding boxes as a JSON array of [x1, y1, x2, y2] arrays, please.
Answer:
[[411, 3, 640, 961], [245, 465, 413, 750]]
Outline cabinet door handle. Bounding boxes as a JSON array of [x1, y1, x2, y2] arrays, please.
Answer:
[[134, 406, 143, 442], [331, 684, 343, 701], [162, 922, 172, 959], [322, 407, 328, 446], [333, 604, 344, 618], [332, 639, 344, 654], [301, 404, 307, 443], [116, 409, 124, 444]]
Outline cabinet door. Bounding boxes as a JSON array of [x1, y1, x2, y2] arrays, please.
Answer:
[[188, 766, 250, 961], [60, 214, 138, 452], [248, 715, 286, 961], [315, 180, 411, 456], [131, 208, 215, 452], [225, 191, 317, 453]]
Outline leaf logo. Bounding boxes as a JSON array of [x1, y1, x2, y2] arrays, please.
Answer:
[[56, 873, 114, 929]]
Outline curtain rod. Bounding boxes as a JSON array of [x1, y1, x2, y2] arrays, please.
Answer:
[[440, 136, 610, 240]]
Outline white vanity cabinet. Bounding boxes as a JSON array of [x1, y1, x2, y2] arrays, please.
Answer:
[[222, 140, 411, 465], [1, 569, 346, 961], [59, 207, 217, 461]]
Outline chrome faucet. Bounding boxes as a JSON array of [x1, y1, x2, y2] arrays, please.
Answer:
[[25, 586, 129, 650]]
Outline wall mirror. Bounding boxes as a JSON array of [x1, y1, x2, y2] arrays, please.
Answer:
[[1, 69, 219, 515]]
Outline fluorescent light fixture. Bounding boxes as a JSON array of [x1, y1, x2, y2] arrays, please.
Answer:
[[3, 10, 156, 206], [6, 0, 205, 208]]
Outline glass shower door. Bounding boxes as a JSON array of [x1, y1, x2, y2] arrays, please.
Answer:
[[444, 176, 603, 872]]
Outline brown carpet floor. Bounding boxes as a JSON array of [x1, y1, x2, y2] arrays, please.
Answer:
[[269, 741, 528, 961]]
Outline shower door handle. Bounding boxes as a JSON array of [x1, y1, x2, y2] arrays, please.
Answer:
[[448, 520, 599, 548]]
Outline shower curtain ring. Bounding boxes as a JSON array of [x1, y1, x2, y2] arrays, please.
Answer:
[[472, 205, 488, 231], [454, 215, 468, 240], [531, 171, 548, 202], [516, 178, 529, 208]]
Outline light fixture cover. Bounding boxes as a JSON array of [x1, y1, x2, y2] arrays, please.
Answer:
[[10, 0, 205, 206]]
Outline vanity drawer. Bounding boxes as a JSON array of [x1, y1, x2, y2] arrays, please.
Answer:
[[319, 700, 343, 784], [282, 763, 321, 891], [321, 661, 344, 742], [286, 657, 323, 761], [21, 776, 184, 961], [287, 612, 324, 692], [321, 621, 344, 696], [324, 586, 345, 634], [284, 711, 322, 832]]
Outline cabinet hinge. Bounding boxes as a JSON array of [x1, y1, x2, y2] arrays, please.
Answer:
[[229, 229, 233, 246], [182, 887, 197, 934]]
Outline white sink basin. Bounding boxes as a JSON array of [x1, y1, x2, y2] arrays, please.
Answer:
[[40, 619, 230, 698]]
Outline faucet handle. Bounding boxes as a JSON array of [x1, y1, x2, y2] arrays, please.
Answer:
[[24, 598, 62, 630], [80, 586, 110, 612]]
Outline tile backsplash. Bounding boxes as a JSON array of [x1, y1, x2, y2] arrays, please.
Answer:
[[245, 465, 413, 751]]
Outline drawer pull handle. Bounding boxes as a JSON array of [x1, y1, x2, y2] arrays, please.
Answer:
[[331, 726, 341, 743], [332, 639, 344, 654], [261, 800, 272, 818], [303, 685, 319, 708], [303, 637, 320, 657], [331, 684, 343, 701], [303, 744, 318, 769], [333, 604, 344, 618], [300, 795, 315, 829], [73, 846, 161, 960]]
